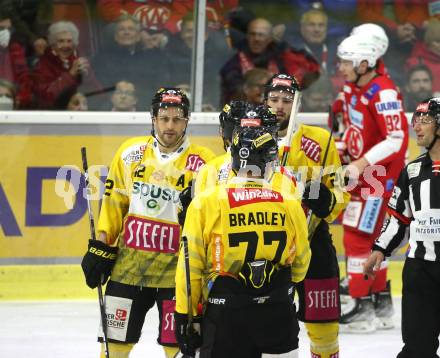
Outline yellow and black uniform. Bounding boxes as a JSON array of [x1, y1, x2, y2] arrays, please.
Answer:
[[97, 135, 214, 346], [175, 177, 311, 357], [281, 123, 350, 358]]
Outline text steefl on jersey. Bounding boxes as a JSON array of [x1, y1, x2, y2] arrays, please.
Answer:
[[97, 136, 215, 287]]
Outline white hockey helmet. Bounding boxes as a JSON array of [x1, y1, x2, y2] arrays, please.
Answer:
[[337, 33, 380, 68], [351, 23, 389, 57]]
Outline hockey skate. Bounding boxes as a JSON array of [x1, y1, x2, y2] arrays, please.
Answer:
[[339, 296, 376, 333], [339, 276, 351, 304], [373, 280, 394, 330]]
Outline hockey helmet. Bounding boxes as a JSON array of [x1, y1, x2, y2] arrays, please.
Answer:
[[151, 87, 190, 118], [412, 97, 440, 126], [220, 100, 248, 142], [264, 73, 300, 100], [351, 23, 389, 57], [230, 126, 278, 176], [337, 34, 380, 68]]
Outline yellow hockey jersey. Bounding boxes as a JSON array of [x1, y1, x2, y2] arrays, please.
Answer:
[[280, 124, 350, 226], [97, 136, 215, 287], [175, 177, 311, 314]]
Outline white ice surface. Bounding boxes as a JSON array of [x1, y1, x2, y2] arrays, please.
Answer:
[[0, 298, 432, 358]]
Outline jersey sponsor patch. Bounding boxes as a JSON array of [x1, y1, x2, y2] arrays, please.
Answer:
[[375, 100, 402, 113], [304, 277, 339, 321], [364, 83, 380, 99], [348, 105, 364, 128], [407, 162, 421, 179], [218, 162, 232, 182], [124, 215, 180, 253], [300, 135, 321, 163], [101, 296, 132, 342], [185, 154, 206, 172], [227, 187, 283, 208], [358, 197, 383, 234], [342, 200, 362, 227], [160, 300, 177, 344], [122, 144, 146, 165]]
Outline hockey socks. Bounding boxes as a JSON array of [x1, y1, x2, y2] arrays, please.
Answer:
[[100, 342, 134, 358], [305, 322, 339, 358]]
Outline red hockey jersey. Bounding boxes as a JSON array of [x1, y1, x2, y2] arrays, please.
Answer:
[[341, 75, 409, 198]]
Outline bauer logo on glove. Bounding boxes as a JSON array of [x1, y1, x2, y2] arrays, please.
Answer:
[[81, 239, 118, 289]]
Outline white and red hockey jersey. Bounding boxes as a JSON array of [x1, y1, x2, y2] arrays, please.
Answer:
[[341, 74, 409, 198]]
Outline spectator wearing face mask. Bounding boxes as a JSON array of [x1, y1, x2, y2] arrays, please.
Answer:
[[0, 78, 16, 110], [0, 6, 33, 108]]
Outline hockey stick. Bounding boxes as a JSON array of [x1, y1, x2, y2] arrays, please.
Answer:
[[306, 106, 336, 239], [181, 236, 196, 358], [81, 147, 110, 358], [280, 90, 302, 167]]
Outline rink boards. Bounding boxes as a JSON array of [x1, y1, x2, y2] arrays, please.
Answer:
[[0, 112, 419, 300]]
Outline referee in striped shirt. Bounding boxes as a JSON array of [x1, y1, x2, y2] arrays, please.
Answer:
[[364, 97, 440, 358]]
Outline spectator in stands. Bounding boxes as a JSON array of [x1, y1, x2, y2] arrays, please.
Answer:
[[302, 74, 333, 112], [93, 14, 166, 110], [291, 8, 337, 74], [406, 19, 440, 94], [97, 0, 192, 49], [0, 78, 16, 110], [165, 13, 230, 110], [404, 64, 434, 112], [34, 21, 101, 109], [242, 68, 272, 105], [0, 6, 33, 108], [110, 80, 137, 111], [54, 87, 88, 110], [287, 0, 357, 39], [220, 17, 320, 104], [357, 0, 434, 86]]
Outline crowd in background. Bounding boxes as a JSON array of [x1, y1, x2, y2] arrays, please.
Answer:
[[0, 0, 439, 112]]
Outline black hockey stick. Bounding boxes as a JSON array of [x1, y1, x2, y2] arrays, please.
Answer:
[[181, 236, 196, 358], [81, 147, 110, 358]]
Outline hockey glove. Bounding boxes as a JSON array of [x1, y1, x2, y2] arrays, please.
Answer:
[[174, 312, 202, 357], [302, 181, 336, 219], [178, 185, 193, 227], [81, 240, 118, 289]]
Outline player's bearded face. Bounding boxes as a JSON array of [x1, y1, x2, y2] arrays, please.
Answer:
[[266, 90, 294, 130], [154, 107, 188, 147]]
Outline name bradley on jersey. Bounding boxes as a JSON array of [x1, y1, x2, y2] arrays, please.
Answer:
[[229, 211, 286, 227]]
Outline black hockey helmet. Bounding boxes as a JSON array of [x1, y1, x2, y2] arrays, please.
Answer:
[[412, 97, 440, 126], [220, 100, 248, 143], [412, 97, 440, 150], [151, 87, 190, 118], [230, 126, 278, 176], [264, 73, 300, 100]]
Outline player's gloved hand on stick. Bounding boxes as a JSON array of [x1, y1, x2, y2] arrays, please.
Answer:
[[302, 180, 335, 218], [174, 312, 202, 357], [178, 185, 193, 227], [81, 240, 118, 289]]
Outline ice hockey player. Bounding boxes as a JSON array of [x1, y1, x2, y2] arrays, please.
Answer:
[[174, 125, 311, 357], [364, 97, 440, 358], [80, 87, 215, 358], [265, 73, 350, 358], [336, 34, 408, 332]]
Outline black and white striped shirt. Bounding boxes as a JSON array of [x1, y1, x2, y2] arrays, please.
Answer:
[[374, 152, 440, 262]]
